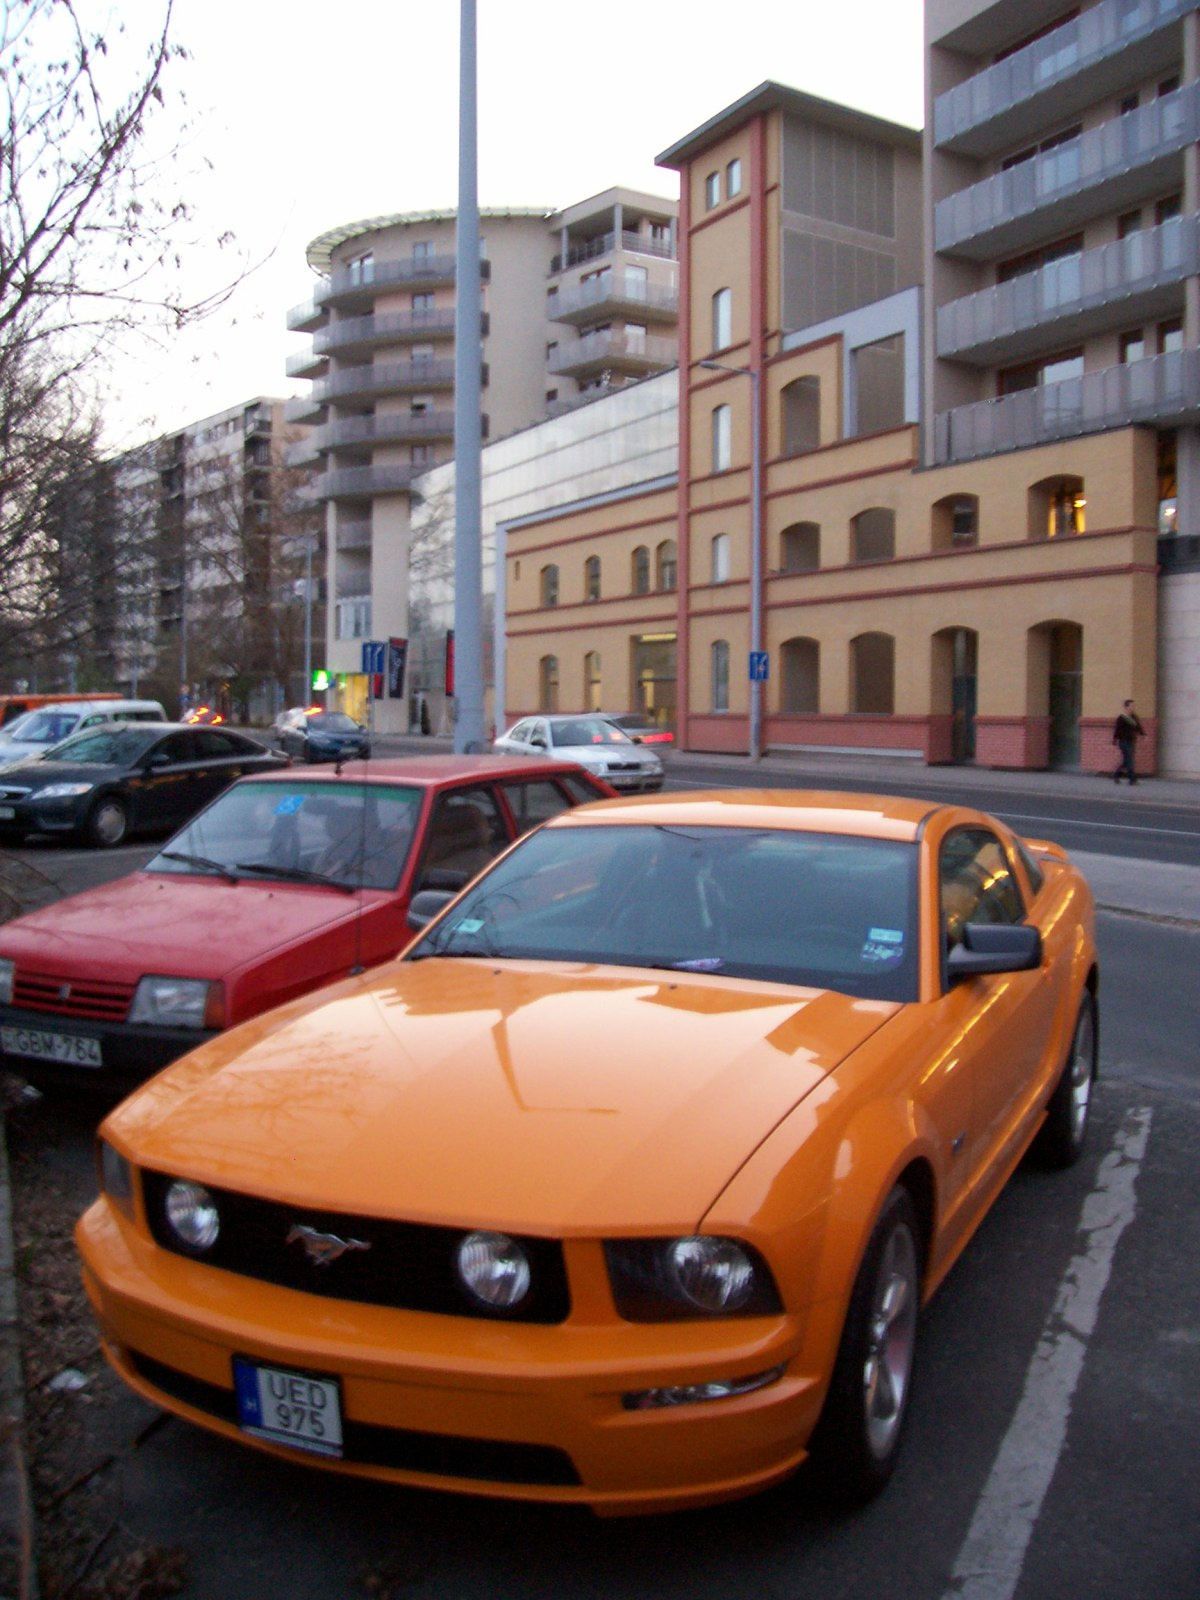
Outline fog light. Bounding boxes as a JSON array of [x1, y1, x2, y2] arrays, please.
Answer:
[[622, 1365, 786, 1411]]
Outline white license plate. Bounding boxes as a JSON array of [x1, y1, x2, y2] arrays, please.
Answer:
[[1, 1025, 102, 1067], [233, 1358, 343, 1457], [0, 807, 14, 820]]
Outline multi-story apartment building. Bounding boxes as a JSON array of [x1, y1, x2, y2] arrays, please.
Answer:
[[284, 192, 679, 729], [925, 0, 1200, 774], [108, 397, 319, 718]]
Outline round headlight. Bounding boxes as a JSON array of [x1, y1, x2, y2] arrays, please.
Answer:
[[456, 1231, 531, 1309], [164, 1180, 220, 1250], [666, 1236, 756, 1312]]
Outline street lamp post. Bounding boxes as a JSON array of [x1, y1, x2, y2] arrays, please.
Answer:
[[700, 358, 763, 760]]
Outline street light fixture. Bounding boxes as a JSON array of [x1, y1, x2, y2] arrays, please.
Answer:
[[699, 358, 763, 760]]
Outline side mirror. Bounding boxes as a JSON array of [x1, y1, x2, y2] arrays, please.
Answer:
[[530, 736, 547, 750], [407, 888, 458, 931], [947, 922, 1042, 981]]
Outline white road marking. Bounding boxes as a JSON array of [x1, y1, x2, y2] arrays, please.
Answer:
[[942, 1106, 1153, 1600]]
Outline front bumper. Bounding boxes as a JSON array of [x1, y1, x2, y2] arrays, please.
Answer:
[[0, 1003, 216, 1094], [0, 795, 89, 836], [78, 1197, 824, 1516], [602, 772, 664, 793]]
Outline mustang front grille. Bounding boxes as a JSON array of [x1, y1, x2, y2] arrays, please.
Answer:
[[140, 1171, 571, 1323]]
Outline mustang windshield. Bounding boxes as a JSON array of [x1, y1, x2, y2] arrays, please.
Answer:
[[411, 822, 920, 1002], [149, 780, 421, 891]]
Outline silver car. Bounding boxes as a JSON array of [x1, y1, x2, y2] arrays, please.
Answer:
[[494, 714, 664, 792]]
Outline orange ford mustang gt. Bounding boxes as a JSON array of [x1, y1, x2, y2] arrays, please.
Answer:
[[77, 790, 1097, 1517]]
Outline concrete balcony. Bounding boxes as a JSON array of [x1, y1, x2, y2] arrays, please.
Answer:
[[334, 565, 372, 600], [933, 347, 1200, 463], [310, 308, 465, 360], [935, 85, 1200, 261], [937, 216, 1197, 364], [284, 434, 322, 468], [934, 0, 1193, 158], [308, 410, 455, 456], [336, 520, 373, 551], [549, 275, 679, 327], [285, 391, 326, 426], [303, 359, 457, 409], [286, 348, 329, 380], [309, 464, 425, 502], [286, 256, 489, 330], [549, 229, 676, 275], [547, 329, 678, 380]]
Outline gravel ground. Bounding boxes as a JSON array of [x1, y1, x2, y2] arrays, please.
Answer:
[[4, 1075, 188, 1600]]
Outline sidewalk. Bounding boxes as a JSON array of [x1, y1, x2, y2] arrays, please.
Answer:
[[1, 741, 1197, 1595]]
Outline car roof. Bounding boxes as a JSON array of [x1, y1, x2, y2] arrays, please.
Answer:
[[543, 788, 940, 841], [239, 753, 595, 787]]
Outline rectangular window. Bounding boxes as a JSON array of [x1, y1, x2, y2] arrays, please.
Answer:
[[412, 240, 433, 260], [712, 404, 732, 472], [336, 598, 371, 640], [1158, 319, 1183, 354], [1120, 330, 1146, 364], [412, 292, 435, 312], [705, 171, 721, 210], [726, 158, 743, 197]]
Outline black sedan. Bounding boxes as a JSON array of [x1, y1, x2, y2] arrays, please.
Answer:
[[278, 710, 371, 764], [0, 723, 287, 847]]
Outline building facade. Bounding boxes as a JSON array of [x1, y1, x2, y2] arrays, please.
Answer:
[[284, 193, 679, 728]]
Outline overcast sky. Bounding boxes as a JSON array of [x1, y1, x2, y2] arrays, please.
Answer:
[[96, 0, 924, 447]]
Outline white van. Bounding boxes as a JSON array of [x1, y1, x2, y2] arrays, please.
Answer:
[[0, 698, 167, 764]]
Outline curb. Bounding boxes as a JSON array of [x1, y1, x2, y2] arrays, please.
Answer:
[[0, 1102, 35, 1600]]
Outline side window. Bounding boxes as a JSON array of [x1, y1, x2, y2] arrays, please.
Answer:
[[157, 733, 196, 763], [940, 828, 1025, 951], [421, 788, 507, 884], [508, 720, 531, 744], [81, 713, 106, 728], [501, 779, 577, 836], [196, 730, 237, 758]]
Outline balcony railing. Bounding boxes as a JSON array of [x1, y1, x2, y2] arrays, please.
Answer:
[[934, 347, 1200, 463], [311, 308, 462, 359], [936, 84, 1200, 259], [549, 229, 676, 274], [308, 411, 455, 453], [937, 216, 1197, 362], [547, 329, 678, 379], [286, 256, 490, 330], [336, 520, 373, 551], [304, 360, 458, 408], [309, 465, 425, 501], [934, 0, 1193, 156], [548, 276, 679, 326]]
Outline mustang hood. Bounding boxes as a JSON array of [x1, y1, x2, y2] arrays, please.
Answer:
[[110, 958, 900, 1233], [0, 871, 364, 983]]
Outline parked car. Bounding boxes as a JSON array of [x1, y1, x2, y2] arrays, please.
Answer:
[[77, 789, 1096, 1515], [271, 706, 311, 742], [0, 722, 285, 848], [600, 711, 675, 751], [278, 709, 370, 764], [495, 713, 664, 791], [0, 755, 615, 1095], [0, 698, 167, 763]]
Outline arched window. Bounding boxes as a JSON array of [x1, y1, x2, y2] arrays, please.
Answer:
[[539, 655, 559, 712], [781, 376, 820, 455], [540, 564, 559, 606], [711, 532, 730, 583], [712, 287, 732, 351], [711, 639, 730, 712], [850, 633, 895, 714], [780, 637, 820, 714], [632, 545, 650, 595], [656, 539, 677, 591], [584, 554, 601, 601], [1028, 475, 1085, 539], [712, 404, 731, 472], [584, 650, 601, 710], [780, 521, 820, 573], [932, 494, 979, 551], [851, 508, 896, 563]]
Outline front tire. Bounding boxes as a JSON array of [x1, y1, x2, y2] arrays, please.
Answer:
[[809, 1185, 922, 1503], [1035, 989, 1096, 1169], [85, 794, 128, 848]]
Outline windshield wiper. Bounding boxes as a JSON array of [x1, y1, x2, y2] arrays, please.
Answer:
[[235, 860, 358, 894], [159, 851, 241, 884]]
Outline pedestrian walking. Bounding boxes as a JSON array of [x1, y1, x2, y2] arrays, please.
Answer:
[[1112, 698, 1145, 784]]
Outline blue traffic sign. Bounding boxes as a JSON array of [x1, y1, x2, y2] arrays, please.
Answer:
[[749, 651, 770, 681], [361, 639, 386, 676]]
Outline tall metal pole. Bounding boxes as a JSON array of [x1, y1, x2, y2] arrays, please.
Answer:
[[303, 532, 313, 700], [748, 366, 763, 762], [453, 0, 485, 752]]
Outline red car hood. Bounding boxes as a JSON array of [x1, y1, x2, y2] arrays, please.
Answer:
[[108, 958, 901, 1234], [0, 871, 370, 984]]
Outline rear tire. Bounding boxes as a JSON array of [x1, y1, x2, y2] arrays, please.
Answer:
[[1035, 989, 1096, 1169], [85, 794, 128, 848], [808, 1185, 922, 1504]]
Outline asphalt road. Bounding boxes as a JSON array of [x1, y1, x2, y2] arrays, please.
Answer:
[[4, 771, 1199, 1599]]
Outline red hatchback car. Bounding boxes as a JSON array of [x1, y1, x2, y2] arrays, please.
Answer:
[[0, 756, 614, 1097]]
